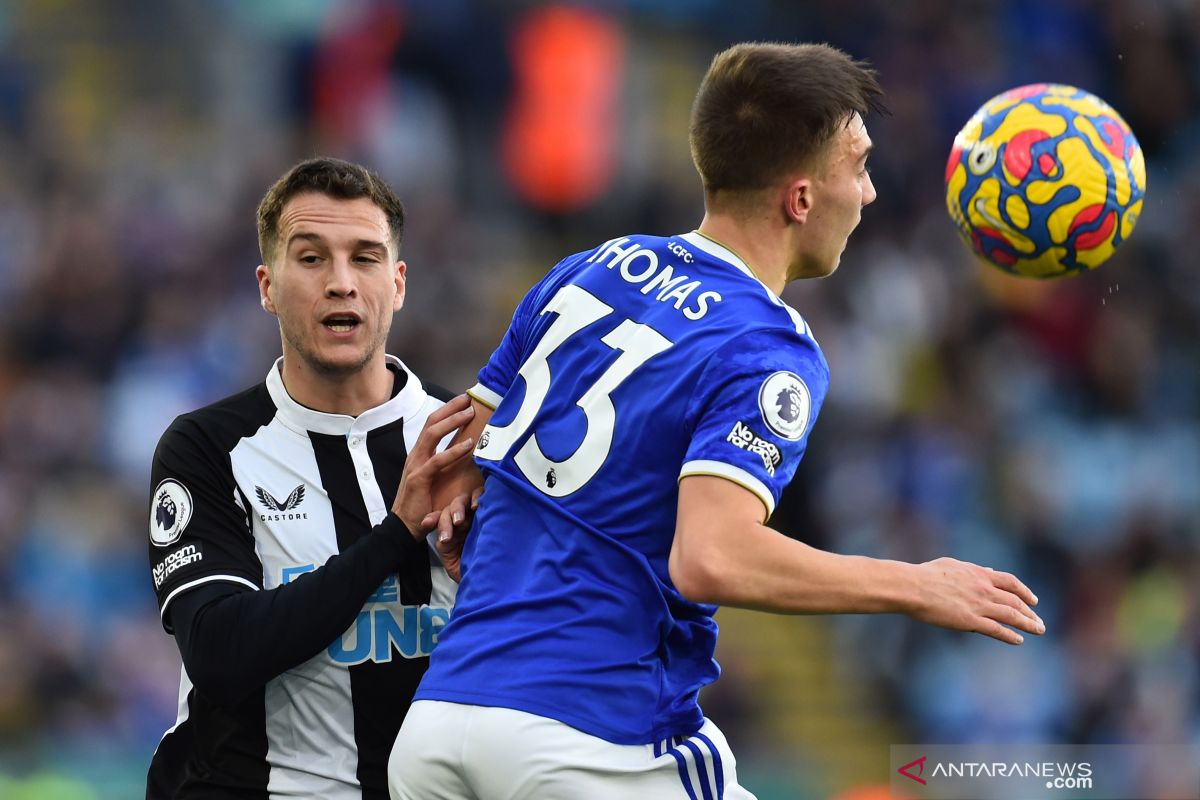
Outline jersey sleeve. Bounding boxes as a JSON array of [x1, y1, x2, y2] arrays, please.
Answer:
[[468, 285, 541, 409], [148, 415, 264, 631], [469, 250, 594, 409], [679, 326, 830, 519]]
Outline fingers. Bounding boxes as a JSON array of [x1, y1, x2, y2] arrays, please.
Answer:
[[470, 485, 484, 510], [974, 618, 1026, 646], [422, 491, 475, 537], [989, 587, 1043, 630], [411, 396, 474, 460], [986, 603, 1044, 636], [437, 494, 470, 543], [989, 569, 1038, 608], [415, 437, 476, 479], [426, 393, 472, 424]]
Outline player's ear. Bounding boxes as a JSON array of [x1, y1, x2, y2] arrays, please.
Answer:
[[393, 261, 407, 312], [256, 264, 277, 316], [784, 177, 812, 225]]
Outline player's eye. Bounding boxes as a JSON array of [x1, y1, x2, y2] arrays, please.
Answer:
[[968, 142, 997, 175]]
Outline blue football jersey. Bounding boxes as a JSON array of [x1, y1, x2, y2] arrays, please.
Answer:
[[416, 231, 830, 744]]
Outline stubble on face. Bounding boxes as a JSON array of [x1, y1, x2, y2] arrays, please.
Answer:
[[280, 317, 384, 377], [269, 194, 400, 379]]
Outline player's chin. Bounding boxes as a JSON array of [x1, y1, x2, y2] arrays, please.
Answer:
[[810, 253, 843, 279], [307, 345, 374, 376]]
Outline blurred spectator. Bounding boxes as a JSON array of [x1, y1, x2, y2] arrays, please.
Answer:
[[1, 0, 1198, 797]]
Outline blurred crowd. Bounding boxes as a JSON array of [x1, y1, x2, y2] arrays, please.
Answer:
[[0, 0, 1197, 797]]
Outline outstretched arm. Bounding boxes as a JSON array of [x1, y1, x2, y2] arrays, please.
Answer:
[[669, 475, 1044, 644]]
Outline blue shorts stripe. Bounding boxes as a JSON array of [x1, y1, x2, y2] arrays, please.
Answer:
[[682, 740, 714, 800], [692, 732, 725, 799], [668, 747, 700, 800]]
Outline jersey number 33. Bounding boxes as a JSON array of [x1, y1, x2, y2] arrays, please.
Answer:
[[475, 284, 674, 497]]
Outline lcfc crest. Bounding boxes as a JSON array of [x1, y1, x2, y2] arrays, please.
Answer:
[[758, 371, 811, 441]]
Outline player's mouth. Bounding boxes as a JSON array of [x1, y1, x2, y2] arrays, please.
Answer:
[[322, 312, 362, 334]]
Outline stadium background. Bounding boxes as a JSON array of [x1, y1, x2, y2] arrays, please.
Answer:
[[0, 1, 1197, 797]]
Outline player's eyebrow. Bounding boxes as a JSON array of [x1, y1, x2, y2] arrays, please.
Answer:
[[286, 232, 325, 249], [286, 233, 388, 253], [354, 239, 389, 253], [857, 144, 874, 163]]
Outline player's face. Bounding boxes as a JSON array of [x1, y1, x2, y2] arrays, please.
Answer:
[[258, 193, 405, 377], [796, 113, 876, 278]]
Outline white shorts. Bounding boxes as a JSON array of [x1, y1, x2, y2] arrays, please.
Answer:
[[388, 700, 756, 800]]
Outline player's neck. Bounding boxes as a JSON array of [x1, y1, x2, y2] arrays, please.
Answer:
[[696, 212, 788, 296], [278, 352, 394, 417]]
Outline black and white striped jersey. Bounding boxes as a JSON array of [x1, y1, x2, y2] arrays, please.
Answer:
[[146, 355, 456, 800]]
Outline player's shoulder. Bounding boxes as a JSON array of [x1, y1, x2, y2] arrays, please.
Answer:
[[403, 369, 459, 429], [716, 321, 828, 377], [419, 378, 457, 403], [158, 382, 276, 463]]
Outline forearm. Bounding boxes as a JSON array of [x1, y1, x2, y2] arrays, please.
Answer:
[[430, 398, 490, 512], [671, 475, 924, 615], [172, 514, 422, 706], [673, 519, 921, 615]]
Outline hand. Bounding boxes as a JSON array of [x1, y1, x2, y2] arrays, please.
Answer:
[[421, 484, 485, 582], [392, 395, 476, 538], [908, 558, 1044, 645]]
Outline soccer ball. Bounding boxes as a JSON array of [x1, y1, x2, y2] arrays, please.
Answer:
[[945, 83, 1146, 279]]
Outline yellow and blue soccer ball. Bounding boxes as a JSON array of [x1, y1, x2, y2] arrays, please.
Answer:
[[945, 83, 1145, 279]]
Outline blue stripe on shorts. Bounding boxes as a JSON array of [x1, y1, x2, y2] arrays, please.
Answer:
[[692, 732, 725, 799], [682, 740, 714, 800], [668, 747, 700, 800]]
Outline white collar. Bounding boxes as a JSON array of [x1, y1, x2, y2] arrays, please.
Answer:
[[266, 354, 425, 436], [680, 231, 762, 285], [679, 231, 813, 339]]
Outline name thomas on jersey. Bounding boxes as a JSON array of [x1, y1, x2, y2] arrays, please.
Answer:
[[586, 237, 722, 320]]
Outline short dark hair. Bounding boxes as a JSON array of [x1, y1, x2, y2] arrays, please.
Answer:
[[689, 42, 885, 194], [256, 157, 405, 265]]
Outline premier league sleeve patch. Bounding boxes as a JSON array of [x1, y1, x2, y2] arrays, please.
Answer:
[[150, 479, 194, 547], [758, 371, 812, 441]]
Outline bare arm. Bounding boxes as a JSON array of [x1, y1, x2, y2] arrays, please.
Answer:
[[429, 396, 492, 516], [669, 475, 1045, 644], [397, 396, 493, 582]]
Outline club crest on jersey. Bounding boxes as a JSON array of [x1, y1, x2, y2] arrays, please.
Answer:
[[255, 484, 309, 522], [150, 479, 193, 547], [758, 371, 811, 441]]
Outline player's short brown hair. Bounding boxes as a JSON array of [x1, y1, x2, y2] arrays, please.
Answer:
[[256, 157, 405, 265], [689, 42, 885, 195]]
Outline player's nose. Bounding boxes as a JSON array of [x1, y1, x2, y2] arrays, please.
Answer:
[[325, 257, 358, 297], [862, 171, 877, 206]]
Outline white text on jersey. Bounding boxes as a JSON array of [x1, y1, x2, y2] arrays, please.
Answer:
[[283, 565, 449, 662], [587, 237, 722, 320]]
